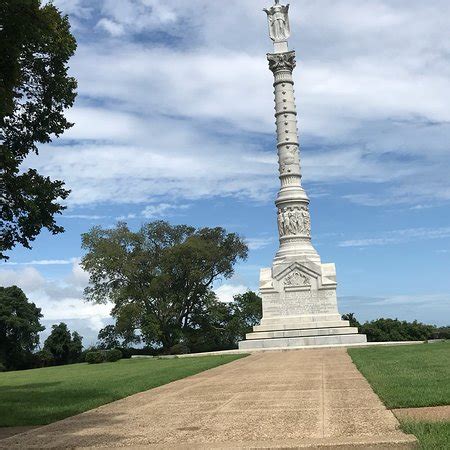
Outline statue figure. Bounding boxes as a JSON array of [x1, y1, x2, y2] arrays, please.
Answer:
[[264, 1, 290, 43], [301, 207, 311, 235], [283, 208, 291, 234], [277, 208, 285, 236], [293, 207, 303, 233]]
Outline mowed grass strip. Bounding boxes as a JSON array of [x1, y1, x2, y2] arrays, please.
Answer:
[[0, 354, 246, 427], [400, 421, 450, 450], [348, 342, 450, 409]]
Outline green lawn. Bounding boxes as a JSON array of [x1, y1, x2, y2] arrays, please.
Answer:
[[348, 342, 450, 408], [400, 421, 450, 450], [348, 342, 450, 449], [0, 354, 246, 427]]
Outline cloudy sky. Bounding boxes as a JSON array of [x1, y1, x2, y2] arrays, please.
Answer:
[[2, 0, 450, 346]]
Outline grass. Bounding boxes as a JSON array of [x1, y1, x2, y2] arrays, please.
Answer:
[[400, 421, 450, 450], [0, 354, 246, 427], [348, 342, 450, 408], [348, 342, 450, 449]]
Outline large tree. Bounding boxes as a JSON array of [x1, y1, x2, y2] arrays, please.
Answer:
[[43, 322, 83, 365], [0, 0, 77, 260], [81, 221, 248, 350], [0, 285, 44, 369]]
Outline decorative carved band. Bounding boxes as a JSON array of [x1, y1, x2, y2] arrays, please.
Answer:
[[280, 175, 301, 186], [284, 270, 310, 287], [267, 51, 296, 73], [277, 206, 311, 237]]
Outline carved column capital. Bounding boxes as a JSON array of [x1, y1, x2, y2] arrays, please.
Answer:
[[267, 50, 296, 73]]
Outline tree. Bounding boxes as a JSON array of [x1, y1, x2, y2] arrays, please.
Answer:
[[341, 313, 361, 328], [0, 0, 77, 260], [341, 313, 437, 342], [69, 331, 83, 362], [43, 322, 83, 365], [0, 285, 44, 369], [97, 325, 120, 350], [185, 291, 262, 353], [81, 221, 248, 350]]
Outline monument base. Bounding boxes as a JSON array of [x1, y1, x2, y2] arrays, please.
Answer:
[[238, 260, 367, 350]]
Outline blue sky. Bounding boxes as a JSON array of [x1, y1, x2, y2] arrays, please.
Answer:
[[1, 0, 450, 346]]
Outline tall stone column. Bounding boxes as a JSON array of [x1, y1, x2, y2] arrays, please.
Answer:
[[268, 49, 320, 265], [238, 1, 366, 350]]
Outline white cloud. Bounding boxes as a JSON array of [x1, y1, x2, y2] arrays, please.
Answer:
[[246, 236, 274, 251], [96, 18, 125, 37], [141, 203, 190, 219], [339, 226, 450, 248], [33, 0, 450, 209], [0, 267, 45, 291], [215, 284, 249, 303], [1, 259, 77, 266]]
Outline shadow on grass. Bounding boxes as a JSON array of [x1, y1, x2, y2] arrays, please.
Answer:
[[0, 382, 62, 392], [0, 386, 119, 427]]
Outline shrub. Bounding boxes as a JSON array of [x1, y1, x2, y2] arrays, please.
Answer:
[[85, 351, 105, 364], [106, 348, 122, 362], [169, 342, 190, 355], [35, 349, 54, 367], [0, 362, 6, 372]]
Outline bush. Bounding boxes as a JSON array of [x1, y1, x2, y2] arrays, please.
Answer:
[[35, 349, 54, 367], [85, 351, 105, 364], [0, 362, 6, 372], [105, 348, 122, 362], [169, 342, 190, 355]]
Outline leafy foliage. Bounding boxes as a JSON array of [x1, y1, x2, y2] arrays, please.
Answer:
[[43, 322, 83, 365], [97, 324, 120, 349], [105, 348, 122, 362], [342, 313, 442, 342], [85, 351, 105, 364], [0, 285, 44, 369], [185, 291, 262, 353], [81, 221, 248, 350], [0, 0, 77, 259]]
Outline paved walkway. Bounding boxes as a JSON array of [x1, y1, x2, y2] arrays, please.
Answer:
[[0, 349, 416, 448], [393, 405, 450, 422]]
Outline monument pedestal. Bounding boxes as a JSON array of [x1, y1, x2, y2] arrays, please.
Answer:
[[239, 260, 366, 350]]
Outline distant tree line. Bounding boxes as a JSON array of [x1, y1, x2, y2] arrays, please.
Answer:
[[342, 313, 450, 342], [0, 286, 83, 371]]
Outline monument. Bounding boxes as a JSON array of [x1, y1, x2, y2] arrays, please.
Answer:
[[238, 1, 366, 350]]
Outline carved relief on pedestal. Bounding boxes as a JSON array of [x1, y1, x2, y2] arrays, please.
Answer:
[[284, 269, 310, 287], [277, 206, 311, 237], [267, 51, 296, 72]]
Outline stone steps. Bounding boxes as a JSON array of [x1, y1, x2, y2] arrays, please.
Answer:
[[238, 333, 367, 350], [253, 319, 350, 333], [246, 326, 359, 340]]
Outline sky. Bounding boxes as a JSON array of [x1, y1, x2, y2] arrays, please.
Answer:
[[2, 0, 450, 346]]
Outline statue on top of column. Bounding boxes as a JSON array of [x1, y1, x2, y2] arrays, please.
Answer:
[[264, 0, 290, 43]]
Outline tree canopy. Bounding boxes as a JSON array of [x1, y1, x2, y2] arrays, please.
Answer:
[[0, 0, 77, 259], [43, 322, 83, 365], [82, 221, 248, 350], [0, 285, 44, 369]]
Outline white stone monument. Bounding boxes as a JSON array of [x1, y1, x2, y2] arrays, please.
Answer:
[[238, 1, 366, 350]]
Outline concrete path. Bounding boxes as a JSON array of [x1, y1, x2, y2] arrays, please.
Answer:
[[393, 405, 450, 422], [0, 349, 416, 448]]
